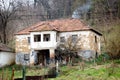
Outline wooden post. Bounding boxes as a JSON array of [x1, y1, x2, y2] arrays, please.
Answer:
[[22, 66, 26, 80], [2, 68, 4, 80], [56, 60, 59, 76], [11, 68, 15, 80], [5, 69, 8, 80]]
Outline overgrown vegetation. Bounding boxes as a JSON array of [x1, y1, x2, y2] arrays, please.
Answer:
[[0, 59, 120, 80], [0, 65, 49, 79], [104, 25, 120, 59], [48, 60, 120, 80], [55, 36, 81, 66]]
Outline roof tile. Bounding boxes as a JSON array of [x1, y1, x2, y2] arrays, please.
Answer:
[[16, 18, 96, 35]]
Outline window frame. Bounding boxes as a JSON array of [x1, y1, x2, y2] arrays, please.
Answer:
[[71, 35, 78, 43], [43, 34, 50, 42], [60, 37, 65, 43], [95, 36, 97, 43], [24, 54, 29, 61], [34, 34, 41, 42], [28, 37, 30, 44]]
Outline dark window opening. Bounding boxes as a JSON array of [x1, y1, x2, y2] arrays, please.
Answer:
[[24, 54, 29, 61], [60, 37, 65, 42], [72, 35, 78, 43], [34, 34, 41, 42], [96, 52, 98, 58], [43, 34, 50, 41], [28, 37, 30, 44], [95, 36, 97, 43]]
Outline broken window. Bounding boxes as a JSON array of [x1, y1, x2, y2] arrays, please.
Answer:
[[43, 34, 50, 41], [34, 34, 41, 42], [60, 37, 65, 42], [72, 35, 78, 43]]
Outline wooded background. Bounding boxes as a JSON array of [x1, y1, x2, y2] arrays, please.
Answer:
[[0, 0, 120, 58]]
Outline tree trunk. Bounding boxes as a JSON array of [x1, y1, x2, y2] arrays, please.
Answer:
[[2, 22, 7, 44], [3, 28, 6, 44]]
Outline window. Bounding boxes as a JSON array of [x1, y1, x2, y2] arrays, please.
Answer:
[[95, 36, 97, 43], [60, 37, 65, 42], [24, 54, 29, 61], [72, 35, 78, 43], [28, 37, 30, 44], [34, 34, 41, 42], [95, 52, 98, 58], [43, 34, 50, 41]]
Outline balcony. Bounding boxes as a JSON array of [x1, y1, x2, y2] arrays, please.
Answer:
[[30, 31, 57, 49]]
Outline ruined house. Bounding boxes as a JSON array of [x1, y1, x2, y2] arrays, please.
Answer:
[[15, 18, 102, 65]]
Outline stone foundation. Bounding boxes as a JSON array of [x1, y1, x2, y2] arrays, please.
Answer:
[[16, 53, 30, 65]]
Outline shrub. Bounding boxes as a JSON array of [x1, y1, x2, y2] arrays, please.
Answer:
[[95, 53, 110, 65], [104, 25, 120, 59], [48, 67, 56, 75]]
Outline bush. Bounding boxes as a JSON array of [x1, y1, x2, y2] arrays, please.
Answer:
[[104, 25, 120, 59], [95, 53, 110, 65], [48, 67, 56, 75]]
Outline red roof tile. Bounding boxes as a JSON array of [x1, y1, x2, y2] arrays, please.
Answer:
[[15, 18, 101, 35]]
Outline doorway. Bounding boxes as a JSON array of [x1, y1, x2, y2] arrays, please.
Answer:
[[37, 49, 50, 66]]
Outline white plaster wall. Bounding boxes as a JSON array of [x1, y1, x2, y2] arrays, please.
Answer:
[[16, 35, 30, 41], [30, 31, 57, 50], [0, 52, 15, 67]]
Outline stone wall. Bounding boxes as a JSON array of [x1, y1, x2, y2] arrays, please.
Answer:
[[59, 30, 101, 54], [88, 31, 101, 54], [15, 35, 30, 53]]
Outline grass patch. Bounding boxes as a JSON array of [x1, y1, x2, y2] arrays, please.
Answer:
[[48, 62, 120, 80], [0, 65, 48, 78], [0, 60, 120, 80]]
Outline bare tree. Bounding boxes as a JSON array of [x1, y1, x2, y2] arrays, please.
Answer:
[[56, 36, 81, 65], [33, 0, 88, 19], [0, 0, 18, 44]]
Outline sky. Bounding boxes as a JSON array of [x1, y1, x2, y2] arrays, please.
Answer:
[[0, 0, 34, 9]]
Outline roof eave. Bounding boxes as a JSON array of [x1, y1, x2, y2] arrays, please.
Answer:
[[15, 33, 30, 35], [30, 30, 58, 32], [90, 29, 102, 36]]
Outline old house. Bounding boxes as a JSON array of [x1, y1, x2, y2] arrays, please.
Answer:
[[0, 43, 15, 67], [15, 18, 102, 65]]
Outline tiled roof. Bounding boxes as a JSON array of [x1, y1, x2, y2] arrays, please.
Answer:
[[15, 18, 101, 35], [0, 43, 12, 52], [30, 23, 59, 32]]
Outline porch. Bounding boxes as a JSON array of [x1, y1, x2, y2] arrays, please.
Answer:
[[34, 49, 55, 66]]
